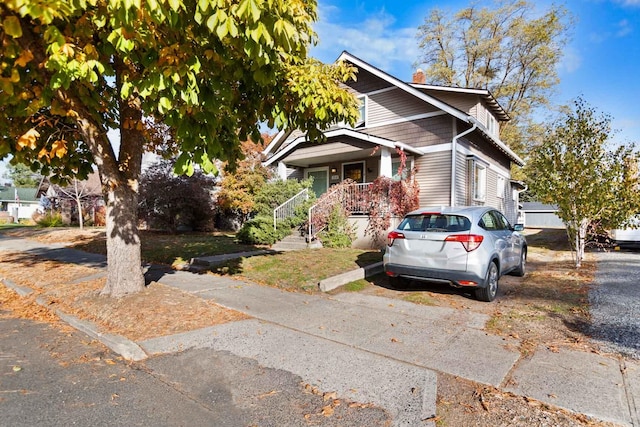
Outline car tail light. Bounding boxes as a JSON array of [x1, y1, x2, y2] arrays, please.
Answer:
[[387, 231, 405, 247], [445, 234, 484, 252]]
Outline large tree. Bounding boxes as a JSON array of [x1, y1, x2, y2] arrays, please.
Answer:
[[416, 0, 571, 155], [525, 98, 640, 267], [0, 0, 360, 297], [5, 162, 41, 187]]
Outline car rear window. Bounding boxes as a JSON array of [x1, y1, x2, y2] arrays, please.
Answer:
[[397, 214, 471, 232]]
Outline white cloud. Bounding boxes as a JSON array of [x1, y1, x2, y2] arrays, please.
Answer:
[[312, 7, 420, 79], [617, 0, 640, 6], [616, 19, 632, 37], [558, 47, 583, 73]]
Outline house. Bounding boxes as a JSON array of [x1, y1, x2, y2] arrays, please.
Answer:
[[37, 171, 105, 226], [0, 185, 40, 222], [520, 202, 564, 228], [263, 52, 525, 246]]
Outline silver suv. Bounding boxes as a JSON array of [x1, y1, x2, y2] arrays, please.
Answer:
[[383, 206, 526, 302]]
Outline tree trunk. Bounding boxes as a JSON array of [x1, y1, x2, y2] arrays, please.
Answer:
[[99, 178, 145, 297]]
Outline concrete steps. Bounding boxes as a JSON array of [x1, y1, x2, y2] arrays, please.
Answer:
[[272, 231, 322, 251]]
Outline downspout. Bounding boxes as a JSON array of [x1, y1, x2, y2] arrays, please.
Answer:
[[450, 118, 478, 206]]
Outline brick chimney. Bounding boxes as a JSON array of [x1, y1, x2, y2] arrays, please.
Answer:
[[412, 68, 426, 84]]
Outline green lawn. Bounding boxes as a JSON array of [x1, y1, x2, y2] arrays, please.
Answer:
[[211, 248, 382, 292]]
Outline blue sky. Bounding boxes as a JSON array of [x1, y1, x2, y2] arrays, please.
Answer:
[[311, 0, 640, 146], [2, 0, 638, 184]]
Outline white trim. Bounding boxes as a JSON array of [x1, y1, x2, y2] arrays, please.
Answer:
[[263, 129, 287, 155], [365, 111, 447, 130], [342, 161, 366, 183], [365, 86, 397, 96], [263, 128, 422, 166], [337, 51, 470, 126], [421, 143, 452, 154], [454, 143, 510, 175], [411, 83, 491, 96], [337, 51, 523, 166]]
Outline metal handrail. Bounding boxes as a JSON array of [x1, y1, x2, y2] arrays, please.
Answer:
[[273, 188, 309, 230], [307, 183, 372, 240]]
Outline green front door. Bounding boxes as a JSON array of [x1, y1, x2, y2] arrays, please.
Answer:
[[307, 169, 328, 197]]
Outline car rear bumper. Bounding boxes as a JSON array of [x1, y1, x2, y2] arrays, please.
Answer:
[[384, 263, 486, 288]]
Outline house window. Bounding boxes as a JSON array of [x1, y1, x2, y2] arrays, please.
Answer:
[[497, 175, 506, 199], [391, 156, 414, 181], [468, 156, 487, 202], [343, 161, 365, 183], [356, 95, 367, 127], [487, 115, 497, 136]]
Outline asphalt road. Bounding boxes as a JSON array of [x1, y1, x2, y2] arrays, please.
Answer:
[[0, 314, 390, 427]]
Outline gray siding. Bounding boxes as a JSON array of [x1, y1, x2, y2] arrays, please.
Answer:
[[367, 116, 452, 149], [462, 131, 511, 173], [426, 91, 478, 115], [454, 150, 467, 206], [367, 89, 438, 126], [414, 151, 452, 207], [286, 167, 303, 180], [349, 71, 392, 94]]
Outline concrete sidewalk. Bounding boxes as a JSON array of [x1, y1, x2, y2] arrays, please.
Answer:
[[1, 235, 638, 426]]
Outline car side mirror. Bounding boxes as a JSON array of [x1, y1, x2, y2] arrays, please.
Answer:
[[513, 224, 524, 232]]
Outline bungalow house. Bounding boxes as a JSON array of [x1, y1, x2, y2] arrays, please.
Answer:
[[0, 186, 40, 222], [263, 51, 525, 247], [36, 171, 105, 226]]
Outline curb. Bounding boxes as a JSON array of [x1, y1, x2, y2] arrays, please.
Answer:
[[1, 279, 147, 362], [318, 261, 384, 292]]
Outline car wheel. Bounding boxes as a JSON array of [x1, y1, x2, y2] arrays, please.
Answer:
[[388, 276, 409, 288], [476, 262, 498, 302], [512, 248, 526, 277]]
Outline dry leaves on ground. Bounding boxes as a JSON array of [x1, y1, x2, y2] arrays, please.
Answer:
[[0, 252, 248, 342]]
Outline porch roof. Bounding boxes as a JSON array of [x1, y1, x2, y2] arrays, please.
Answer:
[[263, 128, 423, 168]]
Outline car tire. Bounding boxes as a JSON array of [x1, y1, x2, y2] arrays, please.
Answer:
[[475, 262, 498, 302], [388, 276, 409, 288], [512, 248, 526, 277]]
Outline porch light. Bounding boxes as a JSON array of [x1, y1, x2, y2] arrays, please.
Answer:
[[330, 167, 337, 173]]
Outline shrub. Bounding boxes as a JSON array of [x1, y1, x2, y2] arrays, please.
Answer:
[[237, 215, 291, 245], [139, 160, 217, 232], [36, 211, 64, 227], [318, 205, 355, 248]]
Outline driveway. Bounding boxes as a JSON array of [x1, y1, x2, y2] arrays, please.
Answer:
[[590, 250, 640, 360]]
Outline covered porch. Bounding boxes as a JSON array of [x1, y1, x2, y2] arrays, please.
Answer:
[[263, 128, 422, 197]]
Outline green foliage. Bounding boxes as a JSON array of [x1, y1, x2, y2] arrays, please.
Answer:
[[5, 162, 41, 187], [0, 0, 361, 295], [36, 211, 63, 227], [318, 205, 355, 248], [237, 215, 290, 245], [417, 0, 572, 155], [525, 97, 640, 267]]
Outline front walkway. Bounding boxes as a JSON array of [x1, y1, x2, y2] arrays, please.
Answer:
[[1, 234, 638, 426]]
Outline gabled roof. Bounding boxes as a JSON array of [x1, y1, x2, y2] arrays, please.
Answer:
[[0, 186, 39, 203], [410, 83, 510, 121], [264, 51, 524, 167], [263, 127, 423, 166]]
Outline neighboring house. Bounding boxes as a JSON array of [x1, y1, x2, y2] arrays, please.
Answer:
[[263, 52, 525, 246], [520, 202, 564, 228], [37, 171, 105, 226], [0, 186, 40, 222]]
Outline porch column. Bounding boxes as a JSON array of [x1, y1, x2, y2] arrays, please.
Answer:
[[277, 162, 288, 180], [380, 147, 392, 177]]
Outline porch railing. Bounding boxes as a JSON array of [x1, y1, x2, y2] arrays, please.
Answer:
[[307, 182, 372, 240], [273, 188, 309, 230]]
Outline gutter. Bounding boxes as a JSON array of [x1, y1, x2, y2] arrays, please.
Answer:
[[450, 118, 477, 206]]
